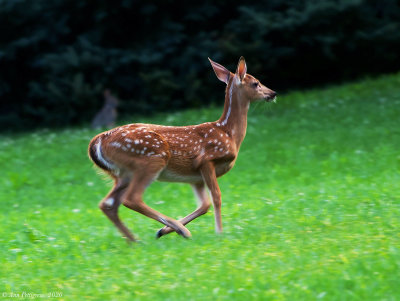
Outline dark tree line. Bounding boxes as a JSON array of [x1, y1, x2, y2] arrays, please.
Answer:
[[1, 0, 399, 130]]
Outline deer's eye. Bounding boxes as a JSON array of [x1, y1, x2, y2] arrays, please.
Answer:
[[252, 82, 259, 88]]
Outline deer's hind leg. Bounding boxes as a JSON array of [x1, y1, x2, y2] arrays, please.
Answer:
[[122, 163, 192, 239], [99, 176, 137, 242]]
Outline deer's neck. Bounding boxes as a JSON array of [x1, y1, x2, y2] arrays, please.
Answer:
[[217, 80, 249, 150]]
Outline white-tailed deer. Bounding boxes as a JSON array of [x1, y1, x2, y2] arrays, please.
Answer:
[[88, 57, 276, 241]]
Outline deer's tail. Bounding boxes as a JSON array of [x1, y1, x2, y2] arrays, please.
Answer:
[[88, 135, 118, 175]]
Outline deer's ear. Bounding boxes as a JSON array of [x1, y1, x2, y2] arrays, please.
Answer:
[[208, 58, 230, 84], [235, 56, 247, 82]]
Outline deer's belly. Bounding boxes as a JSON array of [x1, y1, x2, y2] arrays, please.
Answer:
[[215, 161, 235, 177], [157, 168, 202, 183], [157, 160, 234, 183]]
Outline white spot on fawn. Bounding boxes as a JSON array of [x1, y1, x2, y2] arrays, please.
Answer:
[[110, 142, 122, 148]]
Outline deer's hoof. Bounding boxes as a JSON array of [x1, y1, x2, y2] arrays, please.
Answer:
[[156, 228, 165, 239]]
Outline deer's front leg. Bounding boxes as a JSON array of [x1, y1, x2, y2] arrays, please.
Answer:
[[200, 162, 222, 233], [156, 182, 211, 238]]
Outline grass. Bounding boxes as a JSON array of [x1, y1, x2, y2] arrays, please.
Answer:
[[1, 73, 400, 300]]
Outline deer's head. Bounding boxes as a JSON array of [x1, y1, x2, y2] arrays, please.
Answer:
[[209, 56, 277, 103]]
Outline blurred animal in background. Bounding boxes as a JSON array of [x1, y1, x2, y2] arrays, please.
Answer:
[[91, 90, 119, 129]]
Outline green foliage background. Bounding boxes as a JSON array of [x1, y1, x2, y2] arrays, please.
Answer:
[[1, 73, 399, 300], [1, 0, 399, 129]]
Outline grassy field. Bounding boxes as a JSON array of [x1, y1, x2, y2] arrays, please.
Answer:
[[1, 73, 400, 300]]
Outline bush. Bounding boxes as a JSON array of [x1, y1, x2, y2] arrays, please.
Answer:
[[0, 0, 399, 130]]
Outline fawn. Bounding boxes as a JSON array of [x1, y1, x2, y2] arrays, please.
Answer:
[[88, 57, 276, 241]]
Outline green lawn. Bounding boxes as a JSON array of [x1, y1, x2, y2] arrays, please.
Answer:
[[1, 73, 400, 300]]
